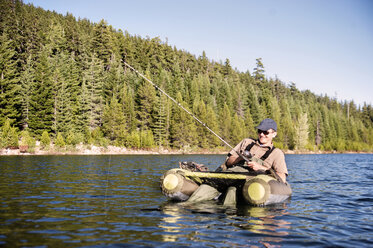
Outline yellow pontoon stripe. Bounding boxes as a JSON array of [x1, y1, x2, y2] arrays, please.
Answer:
[[170, 169, 248, 180]]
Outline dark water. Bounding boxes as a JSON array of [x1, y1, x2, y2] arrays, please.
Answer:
[[0, 154, 372, 247]]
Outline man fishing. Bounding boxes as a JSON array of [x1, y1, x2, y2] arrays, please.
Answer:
[[187, 118, 288, 204], [225, 118, 288, 183], [124, 62, 290, 205]]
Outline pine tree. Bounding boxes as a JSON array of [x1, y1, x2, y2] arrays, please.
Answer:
[[246, 84, 264, 122], [55, 132, 66, 148], [29, 48, 54, 136], [121, 80, 137, 132], [279, 98, 295, 149], [20, 55, 34, 129], [51, 52, 81, 134], [204, 104, 220, 148], [244, 107, 256, 138], [0, 0, 371, 152], [140, 129, 155, 148], [19, 130, 36, 152], [92, 19, 113, 70], [0, 118, 19, 149], [231, 113, 245, 145], [40, 130, 51, 149], [253, 58, 265, 81], [104, 54, 125, 99], [0, 33, 21, 126], [170, 92, 197, 149], [136, 70, 157, 129], [101, 96, 127, 142], [83, 54, 106, 130], [153, 93, 169, 147], [220, 103, 232, 143], [192, 97, 208, 148], [295, 112, 309, 150]]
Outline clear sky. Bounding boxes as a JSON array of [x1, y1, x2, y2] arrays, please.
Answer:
[[24, 0, 373, 106]]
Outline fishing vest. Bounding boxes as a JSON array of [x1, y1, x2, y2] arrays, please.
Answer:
[[245, 140, 276, 161]]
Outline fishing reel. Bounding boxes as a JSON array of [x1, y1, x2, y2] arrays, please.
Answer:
[[242, 150, 253, 162]]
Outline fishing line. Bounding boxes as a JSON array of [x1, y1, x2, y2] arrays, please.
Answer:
[[123, 62, 284, 180], [104, 154, 112, 216], [122, 61, 235, 151]]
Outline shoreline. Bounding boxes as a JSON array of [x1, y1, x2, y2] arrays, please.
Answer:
[[0, 145, 371, 156]]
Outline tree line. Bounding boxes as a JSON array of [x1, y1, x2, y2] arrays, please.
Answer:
[[0, 0, 372, 152]]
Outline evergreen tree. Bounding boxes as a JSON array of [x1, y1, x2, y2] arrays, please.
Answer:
[[83, 54, 105, 130], [19, 130, 36, 152], [0, 118, 19, 149], [55, 132, 66, 148], [29, 48, 54, 136], [104, 54, 125, 99], [295, 112, 309, 150], [253, 58, 265, 81], [136, 70, 157, 129], [140, 129, 155, 148], [279, 98, 295, 149], [0, 0, 371, 152], [40, 130, 51, 149], [92, 19, 114, 70], [0, 33, 21, 126], [153, 93, 169, 147], [231, 113, 245, 145], [220, 103, 232, 143], [170, 92, 197, 149], [205, 104, 220, 148], [101, 96, 127, 142], [246, 84, 264, 122], [20, 55, 34, 129], [244, 108, 256, 138], [121, 80, 137, 132], [192, 97, 208, 148]]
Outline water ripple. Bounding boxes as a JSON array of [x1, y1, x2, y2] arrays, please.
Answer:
[[0, 154, 372, 247]]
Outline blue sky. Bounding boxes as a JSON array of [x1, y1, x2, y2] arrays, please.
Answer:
[[24, 0, 373, 106]]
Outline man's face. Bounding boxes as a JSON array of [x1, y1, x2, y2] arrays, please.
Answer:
[[257, 129, 276, 145]]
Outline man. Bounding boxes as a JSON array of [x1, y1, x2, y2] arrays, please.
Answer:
[[225, 118, 288, 183], [186, 118, 288, 204]]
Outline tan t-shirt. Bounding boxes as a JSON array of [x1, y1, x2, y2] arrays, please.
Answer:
[[227, 138, 288, 175]]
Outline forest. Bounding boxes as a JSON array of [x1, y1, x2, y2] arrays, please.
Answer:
[[0, 0, 372, 153]]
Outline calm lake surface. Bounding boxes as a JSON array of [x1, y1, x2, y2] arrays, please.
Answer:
[[0, 154, 372, 247]]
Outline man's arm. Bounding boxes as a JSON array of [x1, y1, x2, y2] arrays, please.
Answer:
[[225, 153, 244, 167], [247, 160, 287, 183]]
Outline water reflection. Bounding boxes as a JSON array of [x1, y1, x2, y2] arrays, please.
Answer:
[[158, 200, 291, 246], [158, 204, 184, 242], [1, 154, 371, 247]]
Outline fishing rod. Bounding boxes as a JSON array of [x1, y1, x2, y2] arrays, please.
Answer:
[[122, 62, 287, 181], [123, 61, 286, 182], [122, 61, 235, 151]]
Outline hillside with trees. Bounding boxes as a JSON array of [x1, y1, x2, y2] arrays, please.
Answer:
[[0, 0, 372, 153]]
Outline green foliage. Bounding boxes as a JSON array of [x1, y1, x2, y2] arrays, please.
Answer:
[[126, 130, 141, 148], [40, 131, 51, 149], [0, 33, 21, 126], [28, 48, 54, 136], [55, 132, 66, 148], [1, 119, 19, 149], [0, 0, 371, 153], [102, 97, 127, 141], [19, 130, 36, 152], [140, 130, 155, 148], [89, 128, 108, 147], [295, 113, 309, 150], [65, 130, 81, 146]]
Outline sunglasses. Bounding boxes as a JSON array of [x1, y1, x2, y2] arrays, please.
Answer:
[[257, 130, 272, 135]]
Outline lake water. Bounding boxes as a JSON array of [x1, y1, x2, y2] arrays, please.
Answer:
[[0, 154, 372, 247]]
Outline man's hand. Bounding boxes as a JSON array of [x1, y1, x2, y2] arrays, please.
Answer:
[[246, 161, 265, 171]]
